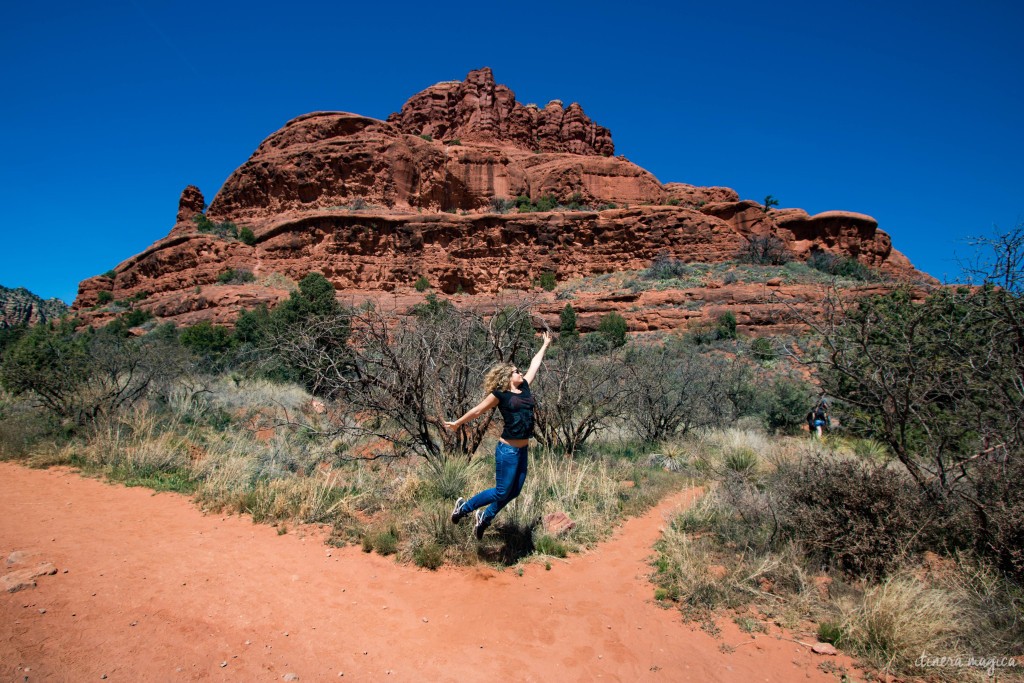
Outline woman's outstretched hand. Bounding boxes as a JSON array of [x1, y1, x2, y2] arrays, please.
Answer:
[[443, 420, 459, 432], [541, 330, 553, 346]]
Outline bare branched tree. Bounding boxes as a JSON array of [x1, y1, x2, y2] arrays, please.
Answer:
[[266, 298, 541, 462], [621, 342, 726, 442], [532, 342, 630, 455]]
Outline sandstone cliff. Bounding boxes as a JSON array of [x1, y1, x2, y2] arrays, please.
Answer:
[[1, 286, 70, 328], [72, 68, 931, 334]]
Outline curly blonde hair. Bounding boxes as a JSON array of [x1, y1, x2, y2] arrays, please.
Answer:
[[482, 362, 515, 396]]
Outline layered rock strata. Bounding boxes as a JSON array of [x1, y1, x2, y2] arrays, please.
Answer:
[[73, 68, 928, 333]]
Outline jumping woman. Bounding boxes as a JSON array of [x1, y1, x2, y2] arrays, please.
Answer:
[[444, 330, 553, 539]]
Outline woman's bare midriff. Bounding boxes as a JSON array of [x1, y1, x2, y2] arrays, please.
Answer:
[[500, 437, 530, 448]]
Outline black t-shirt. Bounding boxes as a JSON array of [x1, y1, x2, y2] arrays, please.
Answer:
[[492, 379, 536, 440]]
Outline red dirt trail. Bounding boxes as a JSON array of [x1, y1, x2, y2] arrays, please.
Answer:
[[1, 462, 860, 682]]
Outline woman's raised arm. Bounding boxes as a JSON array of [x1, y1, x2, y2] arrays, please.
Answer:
[[523, 330, 553, 384]]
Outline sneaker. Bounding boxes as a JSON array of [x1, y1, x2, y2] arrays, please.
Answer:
[[450, 497, 467, 525], [473, 509, 491, 540]]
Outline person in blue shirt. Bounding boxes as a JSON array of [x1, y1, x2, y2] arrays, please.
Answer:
[[444, 330, 553, 539]]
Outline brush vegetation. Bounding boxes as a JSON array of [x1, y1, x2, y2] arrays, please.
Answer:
[[3, 226, 1024, 680]]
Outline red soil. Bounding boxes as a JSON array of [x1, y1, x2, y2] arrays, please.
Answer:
[[1, 462, 861, 681]]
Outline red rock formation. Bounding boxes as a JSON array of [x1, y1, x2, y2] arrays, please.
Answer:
[[176, 185, 205, 226], [72, 68, 933, 332], [386, 67, 614, 155]]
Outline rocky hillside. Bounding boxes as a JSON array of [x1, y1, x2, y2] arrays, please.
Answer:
[[71, 68, 932, 333], [1, 286, 69, 328]]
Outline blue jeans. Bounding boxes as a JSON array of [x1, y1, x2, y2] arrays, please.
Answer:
[[462, 442, 529, 524]]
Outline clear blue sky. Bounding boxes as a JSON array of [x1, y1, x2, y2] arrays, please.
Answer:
[[2, 0, 1021, 304]]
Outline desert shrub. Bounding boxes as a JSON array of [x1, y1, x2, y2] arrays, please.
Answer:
[[414, 275, 430, 292], [412, 541, 445, 569], [749, 337, 774, 361], [807, 250, 876, 280], [515, 194, 558, 213], [773, 456, 940, 578], [193, 214, 239, 239], [217, 268, 256, 285], [534, 534, 569, 558], [621, 342, 729, 442], [753, 375, 815, 434], [715, 312, 737, 340], [536, 271, 557, 291], [0, 400, 59, 460], [814, 283, 1024, 578], [565, 192, 586, 210], [0, 322, 188, 425], [532, 347, 628, 455], [971, 453, 1024, 578], [596, 312, 628, 348], [489, 197, 514, 214], [179, 321, 234, 371], [366, 527, 400, 555], [687, 318, 736, 346], [738, 235, 791, 265], [723, 447, 758, 473], [851, 438, 890, 461], [96, 290, 114, 304], [239, 227, 257, 246], [127, 309, 151, 326], [535, 194, 557, 212], [643, 254, 692, 280], [558, 303, 578, 341]]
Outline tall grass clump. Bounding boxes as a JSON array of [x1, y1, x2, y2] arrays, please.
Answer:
[[836, 571, 960, 674]]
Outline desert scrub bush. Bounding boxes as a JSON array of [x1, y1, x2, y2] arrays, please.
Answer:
[[489, 197, 515, 214], [363, 526, 400, 555], [723, 447, 758, 473], [201, 375, 312, 417], [772, 455, 940, 578], [534, 534, 569, 558], [412, 540, 445, 569], [239, 226, 257, 246], [0, 398, 60, 460], [806, 250, 877, 281], [96, 290, 114, 304], [648, 440, 690, 473], [193, 214, 240, 239], [414, 275, 430, 292], [596, 311, 628, 348], [217, 268, 256, 285], [851, 438, 890, 461], [642, 254, 692, 280], [752, 375, 816, 434], [738, 235, 791, 265], [535, 271, 557, 291], [749, 337, 775, 362]]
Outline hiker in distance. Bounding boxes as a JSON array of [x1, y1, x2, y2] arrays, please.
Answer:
[[444, 330, 553, 540], [808, 396, 830, 438]]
